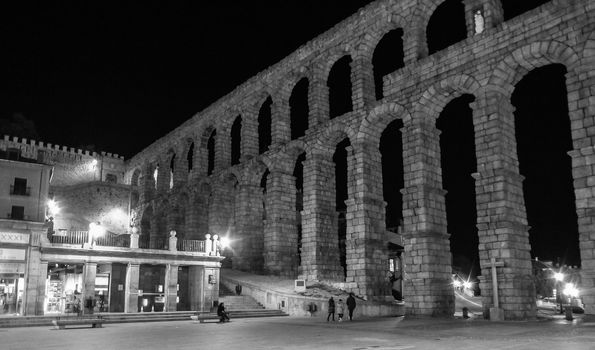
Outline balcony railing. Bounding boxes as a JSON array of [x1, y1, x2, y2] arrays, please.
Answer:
[[177, 239, 205, 252], [49, 230, 129, 248], [10, 185, 31, 196], [6, 213, 29, 221], [48, 230, 206, 253], [138, 237, 167, 250]]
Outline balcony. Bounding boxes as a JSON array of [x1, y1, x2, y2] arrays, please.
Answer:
[[49, 230, 206, 253], [6, 213, 30, 221], [10, 185, 31, 196]]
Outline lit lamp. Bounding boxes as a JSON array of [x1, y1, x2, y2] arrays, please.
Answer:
[[563, 283, 580, 320], [86, 222, 104, 248]]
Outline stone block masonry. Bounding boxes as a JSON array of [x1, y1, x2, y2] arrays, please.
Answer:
[[124, 0, 595, 319]]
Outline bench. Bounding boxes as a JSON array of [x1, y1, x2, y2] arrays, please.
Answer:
[[190, 313, 228, 323], [52, 317, 105, 330]]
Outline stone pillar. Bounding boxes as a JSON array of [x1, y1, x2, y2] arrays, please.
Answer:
[[173, 147, 188, 187], [264, 170, 299, 277], [165, 264, 178, 312], [169, 231, 178, 252], [300, 152, 343, 282], [234, 181, 264, 273], [472, 89, 535, 320], [188, 266, 205, 311], [401, 117, 454, 317], [566, 68, 595, 315], [308, 72, 329, 127], [346, 142, 390, 298], [241, 110, 259, 161], [125, 263, 140, 313], [23, 251, 47, 316], [82, 262, 97, 314], [130, 231, 139, 249], [350, 55, 375, 110], [215, 123, 231, 171], [156, 158, 169, 194], [271, 95, 291, 146]]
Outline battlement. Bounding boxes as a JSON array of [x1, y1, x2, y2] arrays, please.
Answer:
[[2, 135, 125, 161]]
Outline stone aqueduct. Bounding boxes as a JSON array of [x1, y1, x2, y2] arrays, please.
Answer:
[[124, 0, 595, 319]]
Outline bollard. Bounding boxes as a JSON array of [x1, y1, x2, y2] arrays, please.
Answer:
[[565, 306, 573, 321], [462, 307, 469, 319]]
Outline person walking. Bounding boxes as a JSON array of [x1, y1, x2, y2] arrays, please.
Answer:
[[217, 302, 230, 323], [346, 292, 356, 321], [336, 298, 345, 322], [327, 297, 335, 322]]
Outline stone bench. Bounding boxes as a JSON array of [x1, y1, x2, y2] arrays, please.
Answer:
[[52, 317, 105, 330], [190, 313, 226, 323]]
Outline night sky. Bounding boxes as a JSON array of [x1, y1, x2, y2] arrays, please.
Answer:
[[1, 0, 375, 157], [2, 0, 579, 268]]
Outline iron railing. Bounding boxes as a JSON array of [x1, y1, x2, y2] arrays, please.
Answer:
[[177, 239, 205, 252], [10, 185, 31, 196]]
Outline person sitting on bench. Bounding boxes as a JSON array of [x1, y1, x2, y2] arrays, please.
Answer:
[[217, 302, 230, 323]]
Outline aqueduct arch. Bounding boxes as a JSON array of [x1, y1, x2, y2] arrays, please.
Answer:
[[125, 0, 595, 319]]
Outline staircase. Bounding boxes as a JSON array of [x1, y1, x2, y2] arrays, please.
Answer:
[[0, 285, 286, 328]]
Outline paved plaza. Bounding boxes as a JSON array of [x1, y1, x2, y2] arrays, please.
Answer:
[[2, 314, 595, 350]]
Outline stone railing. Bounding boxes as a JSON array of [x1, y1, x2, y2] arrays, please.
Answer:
[[49, 230, 130, 248]]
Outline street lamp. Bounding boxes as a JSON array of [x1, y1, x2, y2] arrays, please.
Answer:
[[86, 222, 105, 248]]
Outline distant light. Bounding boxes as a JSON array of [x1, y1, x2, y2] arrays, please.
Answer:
[[563, 283, 579, 298], [220, 236, 230, 249], [47, 199, 60, 216], [453, 280, 462, 288], [553, 272, 565, 282], [463, 281, 473, 290], [89, 222, 105, 238]]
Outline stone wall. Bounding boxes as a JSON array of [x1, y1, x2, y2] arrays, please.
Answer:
[[123, 0, 595, 319], [52, 182, 131, 234]]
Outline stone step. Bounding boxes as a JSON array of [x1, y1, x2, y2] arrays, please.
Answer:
[[0, 309, 288, 328], [219, 295, 264, 310]]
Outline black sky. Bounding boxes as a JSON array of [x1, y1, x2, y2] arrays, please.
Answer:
[[2, 1, 375, 157]]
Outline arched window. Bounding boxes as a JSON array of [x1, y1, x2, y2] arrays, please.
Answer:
[[372, 29, 404, 100], [258, 97, 272, 154], [327, 56, 353, 119], [231, 116, 242, 165], [290, 78, 309, 140], [426, 0, 467, 55], [187, 142, 194, 172], [207, 129, 216, 176], [169, 154, 175, 189]]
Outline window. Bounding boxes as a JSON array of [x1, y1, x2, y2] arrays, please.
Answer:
[[10, 206, 25, 220], [105, 174, 118, 183], [11, 178, 29, 196]]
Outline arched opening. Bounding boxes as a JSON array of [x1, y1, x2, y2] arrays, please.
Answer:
[[328, 55, 353, 119], [231, 116, 242, 166], [293, 152, 306, 267], [187, 142, 194, 172], [372, 29, 404, 100], [169, 153, 175, 190], [260, 169, 270, 222], [290, 78, 309, 140], [333, 138, 351, 279], [207, 129, 216, 176], [512, 64, 580, 268], [426, 0, 467, 55], [153, 164, 159, 190], [502, 0, 550, 21], [131, 169, 141, 187], [380, 119, 404, 232], [258, 97, 273, 154], [436, 94, 479, 291]]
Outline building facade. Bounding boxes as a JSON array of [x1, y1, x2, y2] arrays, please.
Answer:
[[0, 136, 222, 316]]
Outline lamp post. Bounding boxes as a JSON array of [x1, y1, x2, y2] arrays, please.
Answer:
[[554, 271, 565, 314]]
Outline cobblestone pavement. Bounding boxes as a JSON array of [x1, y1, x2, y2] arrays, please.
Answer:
[[2, 315, 595, 350]]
